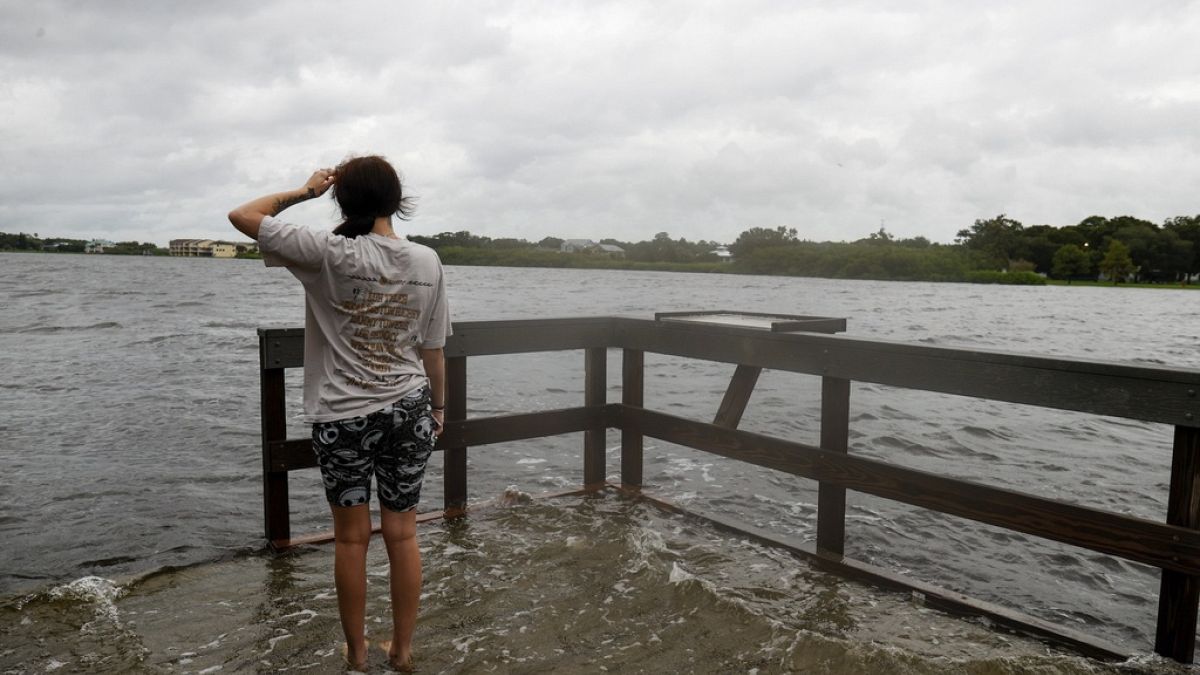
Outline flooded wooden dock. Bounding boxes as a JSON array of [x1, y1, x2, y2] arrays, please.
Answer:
[[258, 312, 1200, 664]]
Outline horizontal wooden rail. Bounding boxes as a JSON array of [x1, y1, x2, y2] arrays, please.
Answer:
[[266, 405, 616, 472], [444, 317, 614, 358], [619, 405, 1200, 576], [613, 318, 1200, 427], [260, 320, 1200, 426], [259, 318, 613, 369], [259, 327, 304, 369], [438, 405, 615, 448]]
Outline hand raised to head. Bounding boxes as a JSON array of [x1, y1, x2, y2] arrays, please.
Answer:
[[303, 168, 336, 197]]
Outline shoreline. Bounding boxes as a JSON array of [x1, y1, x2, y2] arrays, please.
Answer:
[[4, 249, 1196, 288]]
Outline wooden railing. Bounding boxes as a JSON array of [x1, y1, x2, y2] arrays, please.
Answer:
[[258, 315, 1200, 663]]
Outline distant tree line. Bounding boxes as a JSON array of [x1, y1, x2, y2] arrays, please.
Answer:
[[953, 214, 1199, 283], [7, 212, 1199, 285], [408, 230, 725, 263], [0, 232, 166, 255], [407, 214, 1200, 285]]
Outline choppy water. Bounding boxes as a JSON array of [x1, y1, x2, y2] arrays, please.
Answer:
[[2, 252, 1198, 672]]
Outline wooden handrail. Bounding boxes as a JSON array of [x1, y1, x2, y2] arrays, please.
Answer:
[[261, 318, 1200, 425]]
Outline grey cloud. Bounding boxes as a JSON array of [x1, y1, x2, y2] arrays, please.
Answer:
[[3, 0, 1200, 246]]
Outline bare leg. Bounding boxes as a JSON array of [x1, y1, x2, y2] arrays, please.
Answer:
[[330, 503, 372, 669], [381, 506, 420, 668]]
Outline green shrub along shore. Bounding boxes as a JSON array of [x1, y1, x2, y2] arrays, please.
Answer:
[[4, 212, 1198, 287], [409, 212, 1200, 287], [432, 242, 1048, 285]]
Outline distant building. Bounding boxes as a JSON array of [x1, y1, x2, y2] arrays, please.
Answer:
[[560, 239, 597, 253], [709, 245, 734, 262], [209, 242, 238, 258], [85, 239, 115, 253], [169, 239, 256, 257], [170, 239, 209, 256], [559, 240, 625, 258]]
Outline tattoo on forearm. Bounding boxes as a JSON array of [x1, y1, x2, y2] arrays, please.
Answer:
[[271, 189, 314, 215]]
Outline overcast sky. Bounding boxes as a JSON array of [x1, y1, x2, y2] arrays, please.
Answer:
[[2, 1, 1199, 246]]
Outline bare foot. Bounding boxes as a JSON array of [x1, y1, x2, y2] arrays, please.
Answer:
[[341, 639, 370, 672], [377, 639, 414, 672]]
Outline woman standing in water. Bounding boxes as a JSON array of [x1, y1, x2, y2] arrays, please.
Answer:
[[229, 156, 449, 671]]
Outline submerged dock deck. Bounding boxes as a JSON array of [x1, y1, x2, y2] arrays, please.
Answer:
[[257, 312, 1200, 664]]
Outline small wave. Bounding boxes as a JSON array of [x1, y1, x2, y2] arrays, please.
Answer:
[[26, 576, 127, 632], [5, 321, 122, 335], [8, 289, 65, 298], [128, 333, 190, 346], [45, 576, 122, 605], [80, 555, 139, 569], [871, 434, 946, 457], [877, 405, 919, 421], [1031, 461, 1071, 472], [960, 425, 1013, 441]]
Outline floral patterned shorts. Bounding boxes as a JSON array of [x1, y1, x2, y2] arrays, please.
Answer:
[[311, 387, 436, 512]]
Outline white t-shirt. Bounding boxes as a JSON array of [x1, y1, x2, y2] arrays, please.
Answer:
[[258, 215, 452, 423]]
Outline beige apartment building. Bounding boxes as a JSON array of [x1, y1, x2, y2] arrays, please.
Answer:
[[169, 239, 256, 257]]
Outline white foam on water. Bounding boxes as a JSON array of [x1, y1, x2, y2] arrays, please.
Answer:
[[46, 576, 124, 632], [442, 543, 472, 557], [624, 525, 670, 576], [279, 608, 318, 626], [47, 575, 122, 605], [516, 458, 546, 465], [668, 562, 695, 585], [45, 659, 65, 671], [662, 456, 717, 483], [261, 632, 291, 656]]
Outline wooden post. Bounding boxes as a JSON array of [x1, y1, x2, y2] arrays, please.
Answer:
[[584, 347, 607, 487], [1155, 424, 1200, 663], [260, 365, 290, 545], [622, 349, 644, 489], [816, 376, 851, 555], [444, 356, 468, 515], [713, 365, 763, 429]]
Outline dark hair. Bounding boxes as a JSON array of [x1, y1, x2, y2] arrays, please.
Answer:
[[331, 155, 416, 238]]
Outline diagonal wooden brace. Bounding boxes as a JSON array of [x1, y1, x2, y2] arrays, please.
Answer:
[[713, 364, 763, 429]]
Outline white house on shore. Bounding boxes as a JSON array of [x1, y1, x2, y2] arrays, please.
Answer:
[[709, 245, 734, 262], [560, 239, 625, 258], [560, 239, 596, 253]]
